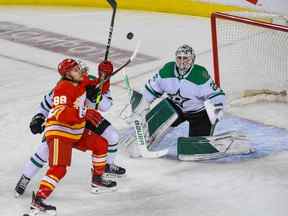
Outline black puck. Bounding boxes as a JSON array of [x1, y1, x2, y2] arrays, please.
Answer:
[[126, 32, 134, 40]]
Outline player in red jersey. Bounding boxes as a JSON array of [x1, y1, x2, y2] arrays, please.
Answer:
[[25, 59, 117, 216]]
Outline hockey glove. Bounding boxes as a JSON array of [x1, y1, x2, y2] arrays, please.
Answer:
[[98, 60, 113, 94], [98, 60, 113, 79], [86, 85, 99, 103], [30, 113, 46, 134], [85, 109, 103, 127]]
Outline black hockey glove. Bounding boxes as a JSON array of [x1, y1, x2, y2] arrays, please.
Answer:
[[86, 86, 101, 104], [30, 113, 46, 134]]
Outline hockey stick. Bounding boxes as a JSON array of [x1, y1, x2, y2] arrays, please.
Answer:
[[113, 41, 140, 74], [104, 0, 117, 61], [94, 40, 141, 90], [95, 0, 117, 109], [134, 119, 169, 158]]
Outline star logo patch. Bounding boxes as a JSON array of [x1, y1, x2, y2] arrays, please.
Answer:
[[167, 90, 190, 108]]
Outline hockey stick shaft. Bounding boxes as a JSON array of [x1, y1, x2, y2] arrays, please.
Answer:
[[104, 0, 117, 61], [95, 0, 117, 108]]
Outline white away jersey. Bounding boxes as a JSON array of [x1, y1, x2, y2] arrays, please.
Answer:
[[143, 62, 225, 113]]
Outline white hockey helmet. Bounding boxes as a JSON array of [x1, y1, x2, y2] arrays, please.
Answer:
[[175, 44, 196, 76]]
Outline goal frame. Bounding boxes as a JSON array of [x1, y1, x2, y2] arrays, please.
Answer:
[[211, 12, 288, 87]]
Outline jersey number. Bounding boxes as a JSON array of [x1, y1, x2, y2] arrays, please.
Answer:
[[210, 81, 218, 91], [54, 96, 67, 106]]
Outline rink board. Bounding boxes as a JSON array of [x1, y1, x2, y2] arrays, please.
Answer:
[[0, 0, 247, 17]]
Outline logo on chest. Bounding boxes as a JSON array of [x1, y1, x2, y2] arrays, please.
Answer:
[[74, 93, 86, 109], [167, 89, 190, 108]]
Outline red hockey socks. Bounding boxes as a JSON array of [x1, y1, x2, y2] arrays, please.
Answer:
[[36, 166, 67, 199]]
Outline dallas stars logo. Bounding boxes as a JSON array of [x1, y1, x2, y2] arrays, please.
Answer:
[[168, 90, 190, 108]]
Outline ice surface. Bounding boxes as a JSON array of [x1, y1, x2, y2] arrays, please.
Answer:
[[0, 7, 288, 216]]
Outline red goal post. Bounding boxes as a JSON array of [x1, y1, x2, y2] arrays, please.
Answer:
[[211, 12, 288, 102]]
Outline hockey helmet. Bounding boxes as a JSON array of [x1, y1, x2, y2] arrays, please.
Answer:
[[58, 58, 79, 77], [175, 44, 196, 76]]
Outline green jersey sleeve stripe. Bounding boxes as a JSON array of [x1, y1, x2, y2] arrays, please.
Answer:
[[208, 92, 225, 100], [30, 157, 44, 168], [145, 84, 162, 98]]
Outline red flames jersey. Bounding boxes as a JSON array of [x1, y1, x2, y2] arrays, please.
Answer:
[[44, 75, 99, 141]]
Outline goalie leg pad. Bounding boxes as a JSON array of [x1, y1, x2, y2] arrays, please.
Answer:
[[177, 132, 255, 161], [178, 137, 219, 155], [145, 99, 179, 146]]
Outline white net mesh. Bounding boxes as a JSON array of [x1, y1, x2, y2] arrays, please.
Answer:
[[227, 11, 288, 26], [214, 13, 288, 102]]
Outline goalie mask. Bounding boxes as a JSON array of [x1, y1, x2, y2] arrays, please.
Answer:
[[175, 45, 196, 76]]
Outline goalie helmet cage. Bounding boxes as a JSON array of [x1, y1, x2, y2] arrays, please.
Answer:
[[211, 12, 288, 101]]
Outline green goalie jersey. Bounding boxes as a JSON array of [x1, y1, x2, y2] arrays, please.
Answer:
[[143, 62, 225, 113]]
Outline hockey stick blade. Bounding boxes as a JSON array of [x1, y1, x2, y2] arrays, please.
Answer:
[[139, 145, 169, 159], [113, 40, 141, 74]]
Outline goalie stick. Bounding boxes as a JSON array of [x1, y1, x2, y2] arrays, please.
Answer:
[[209, 130, 248, 141], [133, 119, 169, 158], [123, 71, 169, 158]]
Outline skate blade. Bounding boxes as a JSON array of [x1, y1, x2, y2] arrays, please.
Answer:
[[14, 191, 22, 199], [103, 172, 127, 179], [90, 184, 118, 194], [23, 209, 56, 216]]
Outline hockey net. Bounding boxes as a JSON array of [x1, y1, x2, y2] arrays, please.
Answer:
[[211, 12, 288, 128]]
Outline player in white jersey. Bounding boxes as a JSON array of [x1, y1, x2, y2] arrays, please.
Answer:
[[143, 44, 225, 139], [15, 61, 125, 197]]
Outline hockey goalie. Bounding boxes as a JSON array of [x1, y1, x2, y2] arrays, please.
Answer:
[[124, 44, 255, 160]]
